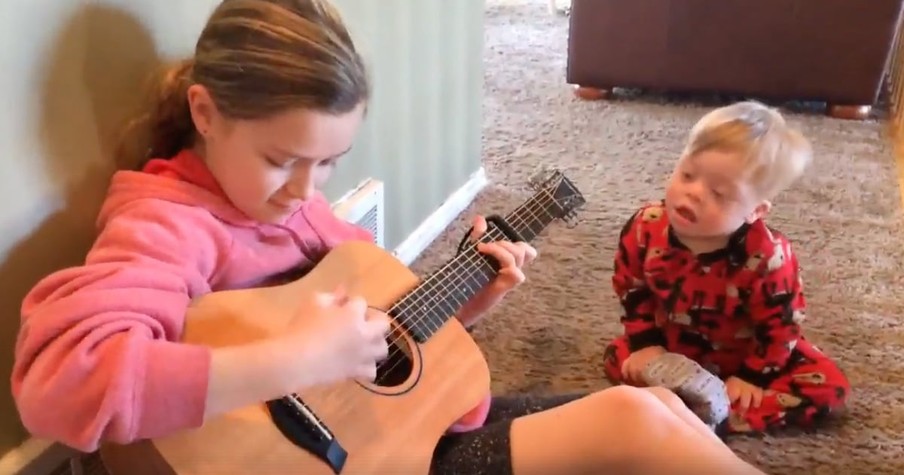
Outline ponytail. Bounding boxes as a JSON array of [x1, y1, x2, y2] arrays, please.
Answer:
[[114, 59, 196, 170]]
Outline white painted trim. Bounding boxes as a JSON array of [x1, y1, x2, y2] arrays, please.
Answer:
[[0, 167, 488, 473], [331, 177, 386, 249], [392, 167, 487, 266]]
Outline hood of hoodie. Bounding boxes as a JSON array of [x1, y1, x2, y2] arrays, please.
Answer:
[[97, 149, 324, 230]]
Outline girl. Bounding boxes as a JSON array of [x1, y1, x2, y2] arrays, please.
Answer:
[[11, 1, 766, 474]]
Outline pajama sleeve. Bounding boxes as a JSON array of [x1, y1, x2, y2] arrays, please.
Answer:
[[736, 236, 805, 388], [612, 206, 666, 352]]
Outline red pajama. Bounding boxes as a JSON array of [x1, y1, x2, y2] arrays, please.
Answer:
[[602, 201, 850, 434]]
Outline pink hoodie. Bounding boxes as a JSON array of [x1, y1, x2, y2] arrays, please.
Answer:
[[11, 149, 490, 453]]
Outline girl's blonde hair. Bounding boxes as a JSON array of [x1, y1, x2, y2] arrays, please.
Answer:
[[683, 100, 813, 199], [117, 0, 369, 168]]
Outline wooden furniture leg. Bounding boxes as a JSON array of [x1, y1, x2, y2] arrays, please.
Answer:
[[827, 104, 872, 120], [573, 85, 612, 100]]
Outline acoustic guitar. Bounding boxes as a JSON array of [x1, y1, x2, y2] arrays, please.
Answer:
[[100, 169, 585, 474]]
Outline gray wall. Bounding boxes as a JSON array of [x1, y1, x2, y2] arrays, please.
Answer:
[[0, 0, 483, 457], [328, 0, 485, 249]]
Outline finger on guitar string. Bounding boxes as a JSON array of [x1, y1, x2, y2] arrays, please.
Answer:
[[477, 242, 516, 269], [364, 306, 391, 324], [364, 308, 392, 336], [496, 240, 538, 268], [469, 215, 489, 241], [361, 308, 391, 364], [518, 241, 539, 262], [478, 241, 535, 277], [371, 340, 390, 361], [499, 267, 526, 285], [357, 363, 378, 382]]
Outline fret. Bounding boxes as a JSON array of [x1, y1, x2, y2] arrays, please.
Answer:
[[514, 193, 562, 242], [392, 188, 568, 343]]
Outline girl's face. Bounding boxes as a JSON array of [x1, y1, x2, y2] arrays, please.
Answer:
[[187, 84, 366, 224]]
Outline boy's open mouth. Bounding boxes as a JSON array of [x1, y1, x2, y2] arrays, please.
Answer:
[[675, 205, 697, 223]]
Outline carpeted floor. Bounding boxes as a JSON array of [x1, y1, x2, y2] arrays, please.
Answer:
[[409, 1, 904, 473]]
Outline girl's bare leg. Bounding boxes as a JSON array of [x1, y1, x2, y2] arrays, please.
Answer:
[[508, 385, 761, 475], [640, 386, 726, 445]]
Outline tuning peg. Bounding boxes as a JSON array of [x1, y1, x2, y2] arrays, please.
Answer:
[[528, 171, 547, 187], [529, 164, 558, 183], [564, 211, 580, 228]]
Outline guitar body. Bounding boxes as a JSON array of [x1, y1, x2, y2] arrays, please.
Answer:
[[101, 240, 491, 475]]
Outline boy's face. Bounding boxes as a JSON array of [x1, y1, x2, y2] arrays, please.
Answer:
[[664, 149, 769, 239], [187, 84, 366, 224]]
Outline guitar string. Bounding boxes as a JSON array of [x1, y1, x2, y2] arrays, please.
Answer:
[[285, 194, 559, 418], [286, 183, 578, 413], [373, 187, 562, 371], [372, 195, 558, 380]]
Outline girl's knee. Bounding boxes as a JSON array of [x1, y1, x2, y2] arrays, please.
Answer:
[[586, 386, 659, 422], [588, 386, 681, 435], [578, 386, 697, 466], [641, 386, 687, 411]]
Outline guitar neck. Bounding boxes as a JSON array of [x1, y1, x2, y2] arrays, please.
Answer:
[[390, 190, 565, 343]]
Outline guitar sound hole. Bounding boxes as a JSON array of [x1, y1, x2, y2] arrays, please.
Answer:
[[373, 326, 414, 387]]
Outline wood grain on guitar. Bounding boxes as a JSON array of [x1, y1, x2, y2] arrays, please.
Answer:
[[99, 169, 585, 475]]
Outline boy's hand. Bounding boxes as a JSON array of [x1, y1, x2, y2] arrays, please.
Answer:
[[621, 345, 667, 384], [725, 376, 764, 413]]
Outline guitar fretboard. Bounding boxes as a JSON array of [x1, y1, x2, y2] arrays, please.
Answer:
[[390, 190, 565, 342]]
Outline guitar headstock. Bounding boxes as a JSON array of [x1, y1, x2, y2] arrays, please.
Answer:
[[528, 167, 586, 226]]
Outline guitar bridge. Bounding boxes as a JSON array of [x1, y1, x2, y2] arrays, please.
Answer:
[[266, 395, 347, 474]]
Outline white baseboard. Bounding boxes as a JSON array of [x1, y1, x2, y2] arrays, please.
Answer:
[[0, 167, 488, 474], [392, 167, 488, 265]]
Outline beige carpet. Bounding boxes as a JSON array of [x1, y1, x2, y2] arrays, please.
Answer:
[[409, 1, 904, 473]]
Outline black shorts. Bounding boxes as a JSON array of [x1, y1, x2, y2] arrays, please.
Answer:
[[429, 392, 587, 475]]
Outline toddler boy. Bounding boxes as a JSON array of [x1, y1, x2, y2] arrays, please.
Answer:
[[603, 101, 850, 434]]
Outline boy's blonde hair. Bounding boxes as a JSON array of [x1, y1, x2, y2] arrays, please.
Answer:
[[682, 101, 812, 200]]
